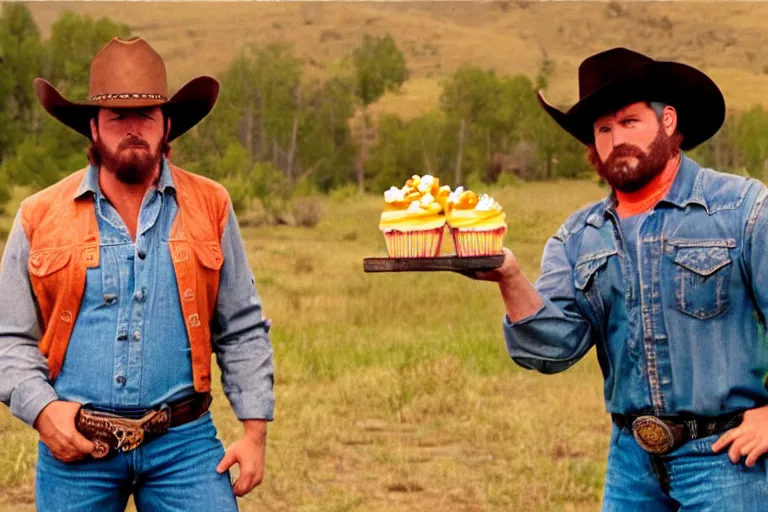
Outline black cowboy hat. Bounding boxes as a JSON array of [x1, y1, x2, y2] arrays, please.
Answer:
[[537, 47, 725, 150]]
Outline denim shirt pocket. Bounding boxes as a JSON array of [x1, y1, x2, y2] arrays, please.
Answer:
[[669, 239, 735, 320], [574, 249, 618, 324]]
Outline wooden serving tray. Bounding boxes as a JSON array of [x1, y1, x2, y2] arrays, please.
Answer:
[[363, 255, 504, 273]]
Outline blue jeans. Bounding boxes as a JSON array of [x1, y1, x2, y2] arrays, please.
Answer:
[[603, 424, 768, 511], [35, 412, 238, 512]]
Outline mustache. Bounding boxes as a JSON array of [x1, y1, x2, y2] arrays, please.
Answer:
[[118, 135, 150, 151], [605, 144, 646, 165]]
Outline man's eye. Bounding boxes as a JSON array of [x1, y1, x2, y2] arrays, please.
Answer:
[[622, 118, 638, 126], [598, 126, 611, 133]]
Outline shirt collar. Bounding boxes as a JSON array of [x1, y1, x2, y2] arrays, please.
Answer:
[[74, 156, 176, 200], [658, 153, 708, 213], [586, 153, 708, 228]]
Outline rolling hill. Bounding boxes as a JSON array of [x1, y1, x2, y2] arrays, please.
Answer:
[[20, 1, 768, 119]]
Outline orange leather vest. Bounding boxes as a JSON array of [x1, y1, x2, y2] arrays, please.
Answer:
[[19, 164, 230, 392]]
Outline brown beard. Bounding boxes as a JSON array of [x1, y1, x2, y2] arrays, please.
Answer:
[[588, 127, 682, 193], [89, 134, 167, 185]]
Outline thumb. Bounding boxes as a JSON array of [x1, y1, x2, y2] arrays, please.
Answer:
[[73, 431, 96, 454], [217, 448, 238, 474]]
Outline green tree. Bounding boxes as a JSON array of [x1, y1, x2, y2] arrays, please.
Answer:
[[2, 12, 133, 191], [45, 12, 131, 99], [687, 114, 742, 176], [176, 43, 358, 198], [517, 57, 591, 180], [0, 3, 44, 163], [250, 161, 291, 221], [351, 33, 408, 192], [176, 44, 302, 174], [730, 106, 768, 180], [1, 136, 61, 190], [367, 112, 454, 192], [295, 75, 357, 192], [439, 68, 549, 185], [520, 105, 591, 180], [440, 66, 501, 186]]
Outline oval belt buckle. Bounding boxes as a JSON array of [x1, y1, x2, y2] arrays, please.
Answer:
[[632, 415, 675, 455]]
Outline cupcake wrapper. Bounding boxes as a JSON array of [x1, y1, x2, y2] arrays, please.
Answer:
[[383, 227, 445, 258], [451, 226, 507, 257]]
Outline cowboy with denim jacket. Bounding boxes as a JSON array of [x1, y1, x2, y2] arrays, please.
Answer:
[[472, 47, 768, 510], [0, 37, 274, 511]]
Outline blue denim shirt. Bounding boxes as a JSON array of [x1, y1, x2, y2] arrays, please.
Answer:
[[504, 155, 768, 417], [0, 159, 275, 425]]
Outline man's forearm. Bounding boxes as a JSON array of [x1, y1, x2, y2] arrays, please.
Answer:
[[498, 266, 544, 323], [495, 239, 593, 373], [242, 418, 267, 442]]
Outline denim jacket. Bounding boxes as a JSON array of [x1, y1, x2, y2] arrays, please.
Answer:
[[504, 155, 768, 417]]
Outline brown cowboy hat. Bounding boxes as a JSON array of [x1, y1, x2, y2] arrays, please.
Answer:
[[537, 47, 725, 150], [33, 36, 219, 142]]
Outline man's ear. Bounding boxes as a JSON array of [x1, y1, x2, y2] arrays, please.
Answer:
[[90, 117, 99, 142], [661, 105, 678, 137]]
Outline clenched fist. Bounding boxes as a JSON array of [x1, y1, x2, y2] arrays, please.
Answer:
[[34, 401, 95, 463]]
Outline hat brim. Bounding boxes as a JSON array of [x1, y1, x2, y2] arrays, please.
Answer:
[[33, 75, 220, 142], [537, 60, 725, 151]]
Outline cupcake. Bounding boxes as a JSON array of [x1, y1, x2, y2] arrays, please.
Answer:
[[446, 187, 507, 257], [379, 175, 451, 258]]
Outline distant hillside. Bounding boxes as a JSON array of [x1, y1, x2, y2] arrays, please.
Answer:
[[22, 1, 768, 118]]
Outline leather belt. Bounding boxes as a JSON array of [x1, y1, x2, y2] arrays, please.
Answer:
[[611, 411, 743, 455], [75, 393, 213, 459]]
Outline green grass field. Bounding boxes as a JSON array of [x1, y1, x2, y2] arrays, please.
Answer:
[[0, 178, 615, 511]]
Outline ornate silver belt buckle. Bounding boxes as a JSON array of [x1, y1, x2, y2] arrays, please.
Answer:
[[113, 405, 171, 453], [113, 422, 145, 453], [632, 415, 675, 455]]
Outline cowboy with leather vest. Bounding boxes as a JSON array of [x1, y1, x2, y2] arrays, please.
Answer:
[[0, 37, 274, 511], [468, 48, 768, 509]]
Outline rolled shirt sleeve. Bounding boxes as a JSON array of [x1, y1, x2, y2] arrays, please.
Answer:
[[211, 203, 275, 421], [743, 185, 768, 323], [503, 227, 594, 374], [0, 210, 59, 427]]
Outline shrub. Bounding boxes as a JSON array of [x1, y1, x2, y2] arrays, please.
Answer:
[[293, 197, 324, 228]]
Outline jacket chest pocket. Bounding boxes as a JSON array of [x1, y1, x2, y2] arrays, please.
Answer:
[[28, 248, 74, 316], [574, 249, 617, 323], [669, 241, 735, 320], [28, 248, 73, 288]]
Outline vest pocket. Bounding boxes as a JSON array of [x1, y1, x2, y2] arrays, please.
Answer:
[[28, 248, 72, 277], [192, 241, 224, 271], [671, 244, 733, 320]]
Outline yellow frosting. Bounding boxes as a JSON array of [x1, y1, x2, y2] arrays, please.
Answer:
[[379, 202, 445, 231], [446, 187, 507, 230], [446, 208, 507, 230]]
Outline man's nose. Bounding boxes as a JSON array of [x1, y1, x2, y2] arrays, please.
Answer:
[[611, 127, 628, 147], [125, 117, 143, 136]]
